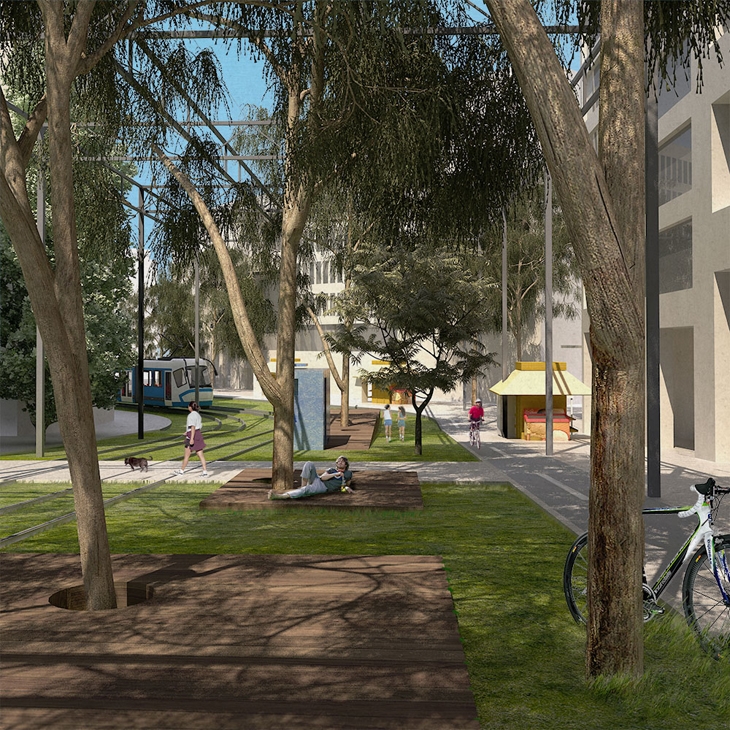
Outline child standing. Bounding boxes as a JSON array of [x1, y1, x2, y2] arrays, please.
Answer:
[[397, 406, 406, 441], [383, 404, 393, 442]]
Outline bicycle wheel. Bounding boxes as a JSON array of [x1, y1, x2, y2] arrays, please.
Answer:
[[682, 535, 730, 657], [564, 532, 589, 624], [475, 428, 480, 449]]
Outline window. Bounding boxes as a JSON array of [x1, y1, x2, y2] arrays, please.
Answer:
[[315, 261, 322, 284], [173, 368, 186, 388], [583, 63, 600, 107], [712, 98, 730, 211], [142, 370, 161, 387], [659, 220, 692, 294], [659, 126, 692, 204], [187, 366, 211, 388]]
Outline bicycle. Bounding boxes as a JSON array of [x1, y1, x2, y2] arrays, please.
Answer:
[[469, 419, 481, 449], [564, 477, 730, 656]]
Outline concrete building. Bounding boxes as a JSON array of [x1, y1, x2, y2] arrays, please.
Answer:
[[575, 28, 730, 463]]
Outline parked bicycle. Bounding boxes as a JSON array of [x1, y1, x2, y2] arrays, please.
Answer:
[[469, 419, 481, 449], [564, 477, 730, 656]]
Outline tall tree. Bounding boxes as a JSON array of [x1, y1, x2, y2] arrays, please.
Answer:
[[332, 243, 497, 455], [0, 0, 220, 609], [152, 0, 540, 491], [482, 0, 730, 677]]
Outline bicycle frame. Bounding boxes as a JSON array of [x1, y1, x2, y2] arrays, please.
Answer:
[[564, 478, 730, 648], [643, 506, 703, 602], [646, 486, 730, 612]]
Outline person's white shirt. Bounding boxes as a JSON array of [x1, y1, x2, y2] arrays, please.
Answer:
[[186, 410, 202, 432]]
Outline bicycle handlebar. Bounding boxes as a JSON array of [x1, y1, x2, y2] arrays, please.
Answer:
[[693, 477, 730, 496], [678, 478, 729, 519]]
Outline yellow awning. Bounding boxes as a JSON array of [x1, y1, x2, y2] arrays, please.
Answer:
[[490, 362, 591, 397]]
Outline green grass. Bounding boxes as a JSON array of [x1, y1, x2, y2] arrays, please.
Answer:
[[0, 397, 476, 462], [2, 479, 727, 729]]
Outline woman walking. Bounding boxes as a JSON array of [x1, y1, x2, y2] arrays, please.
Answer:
[[175, 401, 208, 476]]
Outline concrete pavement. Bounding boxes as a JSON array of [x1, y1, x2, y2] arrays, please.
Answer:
[[3, 399, 730, 592]]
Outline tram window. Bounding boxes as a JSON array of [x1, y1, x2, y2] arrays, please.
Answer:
[[143, 370, 162, 387], [173, 368, 185, 388], [187, 366, 211, 388]]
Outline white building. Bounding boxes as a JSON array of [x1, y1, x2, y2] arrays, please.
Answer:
[[576, 28, 730, 463]]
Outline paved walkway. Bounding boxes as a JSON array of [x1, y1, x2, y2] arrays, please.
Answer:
[[3, 399, 730, 603]]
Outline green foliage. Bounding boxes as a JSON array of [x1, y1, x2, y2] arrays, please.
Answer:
[[332, 243, 498, 411], [567, 0, 730, 93], [0, 227, 136, 424]]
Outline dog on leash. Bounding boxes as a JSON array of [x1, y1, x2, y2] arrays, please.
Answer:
[[124, 457, 149, 472]]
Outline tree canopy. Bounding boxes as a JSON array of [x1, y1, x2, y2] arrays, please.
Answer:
[[331, 242, 497, 454]]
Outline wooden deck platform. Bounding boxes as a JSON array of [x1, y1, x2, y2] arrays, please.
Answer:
[[199, 469, 424, 512], [0, 553, 479, 729], [326, 408, 379, 451]]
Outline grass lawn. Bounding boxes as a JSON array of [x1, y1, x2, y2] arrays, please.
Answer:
[[1, 479, 727, 729], [0, 397, 476, 463]]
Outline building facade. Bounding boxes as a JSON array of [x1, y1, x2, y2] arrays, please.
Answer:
[[577, 28, 730, 463]]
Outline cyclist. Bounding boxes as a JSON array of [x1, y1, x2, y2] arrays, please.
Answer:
[[468, 398, 484, 426], [468, 398, 484, 445]]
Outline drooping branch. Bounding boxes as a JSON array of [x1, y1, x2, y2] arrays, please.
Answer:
[[306, 304, 346, 392], [154, 144, 282, 407]]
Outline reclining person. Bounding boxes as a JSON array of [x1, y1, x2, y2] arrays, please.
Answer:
[[268, 456, 353, 500]]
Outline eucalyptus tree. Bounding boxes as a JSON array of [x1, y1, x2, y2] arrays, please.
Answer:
[[480, 184, 579, 362], [482, 0, 730, 677], [0, 0, 223, 609], [145, 252, 276, 363], [331, 243, 497, 455], [151, 0, 541, 491], [0, 226, 136, 426]]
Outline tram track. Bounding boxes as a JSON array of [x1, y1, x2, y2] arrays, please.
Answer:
[[0, 406, 274, 548]]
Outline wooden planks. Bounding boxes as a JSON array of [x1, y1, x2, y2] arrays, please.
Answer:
[[326, 408, 380, 451], [0, 553, 479, 729], [199, 469, 424, 511]]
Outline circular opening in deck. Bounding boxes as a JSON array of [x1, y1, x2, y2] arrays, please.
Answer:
[[48, 581, 154, 611]]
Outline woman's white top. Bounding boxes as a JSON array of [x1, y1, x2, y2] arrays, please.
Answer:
[[186, 411, 203, 432]]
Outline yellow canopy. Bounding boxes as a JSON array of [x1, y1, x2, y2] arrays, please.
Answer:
[[490, 362, 591, 397]]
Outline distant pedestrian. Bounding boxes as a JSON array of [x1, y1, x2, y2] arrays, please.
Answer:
[[383, 404, 393, 442], [175, 401, 208, 476], [397, 406, 406, 441]]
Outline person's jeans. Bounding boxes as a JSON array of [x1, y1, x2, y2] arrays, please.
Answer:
[[286, 462, 327, 499]]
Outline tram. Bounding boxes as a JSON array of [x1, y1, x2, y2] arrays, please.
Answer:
[[117, 358, 214, 408]]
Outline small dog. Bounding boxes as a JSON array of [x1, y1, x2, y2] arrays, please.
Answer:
[[124, 457, 149, 472]]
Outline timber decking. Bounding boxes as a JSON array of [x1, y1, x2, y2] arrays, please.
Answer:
[[326, 408, 380, 451], [199, 469, 424, 511], [0, 553, 479, 729]]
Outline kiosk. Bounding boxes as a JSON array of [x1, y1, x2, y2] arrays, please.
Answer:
[[490, 362, 591, 440]]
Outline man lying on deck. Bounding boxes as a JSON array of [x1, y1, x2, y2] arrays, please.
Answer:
[[268, 457, 354, 500]]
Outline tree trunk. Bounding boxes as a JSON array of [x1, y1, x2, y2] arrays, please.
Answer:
[[485, 0, 646, 676], [340, 352, 350, 427], [306, 304, 350, 426], [413, 407, 423, 456], [0, 2, 117, 609]]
